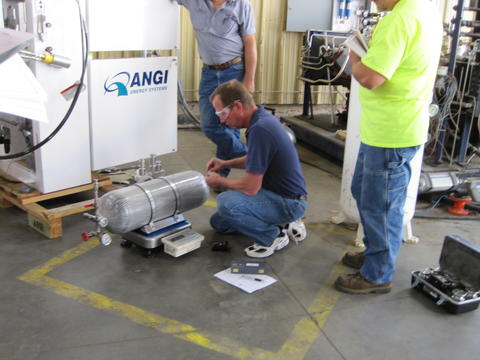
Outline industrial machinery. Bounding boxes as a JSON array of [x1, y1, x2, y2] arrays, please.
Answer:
[[284, 1, 479, 246], [283, 0, 374, 161], [0, 0, 179, 193], [428, 0, 480, 166], [416, 0, 480, 217], [1, 1, 212, 254], [83, 171, 209, 257]]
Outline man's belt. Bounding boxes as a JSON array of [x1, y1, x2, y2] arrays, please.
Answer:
[[290, 194, 308, 201], [204, 56, 243, 70]]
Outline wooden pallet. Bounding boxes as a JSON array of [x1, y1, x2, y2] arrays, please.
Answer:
[[0, 171, 112, 238]]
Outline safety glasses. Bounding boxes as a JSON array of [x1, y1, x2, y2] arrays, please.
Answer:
[[215, 100, 240, 119]]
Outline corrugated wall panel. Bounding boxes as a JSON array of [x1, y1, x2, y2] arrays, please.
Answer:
[[179, 0, 308, 104], [178, 6, 201, 99], [253, 0, 303, 105], [178, 0, 450, 105]]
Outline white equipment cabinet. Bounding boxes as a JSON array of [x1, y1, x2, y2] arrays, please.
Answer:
[[1, 0, 91, 193], [86, 0, 179, 52], [88, 56, 178, 170], [0, 0, 179, 193]]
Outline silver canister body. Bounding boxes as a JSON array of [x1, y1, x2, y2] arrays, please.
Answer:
[[98, 170, 208, 234]]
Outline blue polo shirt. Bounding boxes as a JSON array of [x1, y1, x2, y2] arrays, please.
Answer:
[[246, 107, 307, 198], [176, 0, 256, 65]]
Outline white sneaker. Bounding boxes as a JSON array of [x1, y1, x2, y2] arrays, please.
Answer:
[[245, 232, 289, 258], [284, 219, 307, 243]]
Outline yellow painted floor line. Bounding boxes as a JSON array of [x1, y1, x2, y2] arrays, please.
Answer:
[[22, 275, 274, 359], [306, 222, 351, 235], [18, 238, 273, 359], [17, 210, 348, 359], [18, 239, 99, 279], [204, 199, 217, 208], [277, 263, 347, 360]]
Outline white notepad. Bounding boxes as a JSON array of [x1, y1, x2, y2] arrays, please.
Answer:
[[214, 268, 277, 294], [344, 30, 369, 58]]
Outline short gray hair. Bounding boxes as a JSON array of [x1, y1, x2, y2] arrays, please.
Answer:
[[210, 80, 255, 108]]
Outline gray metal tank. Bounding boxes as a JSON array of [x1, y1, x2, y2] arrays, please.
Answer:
[[97, 170, 209, 234], [282, 123, 297, 144]]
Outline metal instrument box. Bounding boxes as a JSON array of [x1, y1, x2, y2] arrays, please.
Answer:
[[411, 235, 480, 314], [161, 228, 204, 258]]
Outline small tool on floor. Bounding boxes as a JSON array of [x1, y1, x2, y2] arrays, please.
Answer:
[[211, 241, 231, 252]]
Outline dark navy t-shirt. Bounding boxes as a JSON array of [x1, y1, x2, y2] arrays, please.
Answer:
[[245, 106, 307, 198]]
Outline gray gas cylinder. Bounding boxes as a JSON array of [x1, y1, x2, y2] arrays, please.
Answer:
[[97, 170, 209, 234]]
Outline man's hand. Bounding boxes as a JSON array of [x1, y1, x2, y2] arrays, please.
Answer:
[[243, 78, 255, 94], [349, 51, 386, 90], [206, 157, 225, 173], [205, 171, 223, 188]]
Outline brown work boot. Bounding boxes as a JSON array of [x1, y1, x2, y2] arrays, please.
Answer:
[[341, 251, 365, 269], [334, 273, 392, 294]]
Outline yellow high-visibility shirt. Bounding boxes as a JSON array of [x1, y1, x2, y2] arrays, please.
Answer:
[[359, 0, 443, 148]]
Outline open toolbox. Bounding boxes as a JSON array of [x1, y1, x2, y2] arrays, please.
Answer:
[[411, 235, 480, 314]]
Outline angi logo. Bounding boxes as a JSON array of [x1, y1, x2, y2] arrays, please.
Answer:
[[104, 72, 130, 96], [104, 70, 169, 97]]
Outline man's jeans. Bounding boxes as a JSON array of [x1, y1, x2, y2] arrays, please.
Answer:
[[351, 143, 420, 284], [199, 62, 247, 177], [210, 189, 307, 246]]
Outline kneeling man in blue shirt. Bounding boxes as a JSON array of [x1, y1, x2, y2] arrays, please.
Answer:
[[205, 80, 308, 258]]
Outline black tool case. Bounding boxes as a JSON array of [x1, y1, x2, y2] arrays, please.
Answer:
[[411, 235, 480, 314]]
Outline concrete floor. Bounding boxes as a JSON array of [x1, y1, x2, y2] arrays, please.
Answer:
[[0, 129, 479, 360]]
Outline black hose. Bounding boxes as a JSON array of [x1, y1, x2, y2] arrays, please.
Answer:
[[177, 80, 201, 128], [300, 158, 342, 179], [0, 1, 88, 160]]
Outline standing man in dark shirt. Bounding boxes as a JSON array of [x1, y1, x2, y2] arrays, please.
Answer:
[[205, 80, 308, 258], [175, 0, 257, 177]]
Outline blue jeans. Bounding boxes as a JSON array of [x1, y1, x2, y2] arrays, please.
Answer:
[[351, 143, 419, 284], [210, 189, 307, 246], [199, 62, 248, 177]]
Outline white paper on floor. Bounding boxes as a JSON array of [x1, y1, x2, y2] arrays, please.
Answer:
[[214, 268, 277, 293]]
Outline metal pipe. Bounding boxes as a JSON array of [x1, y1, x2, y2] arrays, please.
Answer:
[[459, 32, 480, 38], [19, 50, 71, 68], [436, 0, 466, 163], [327, 67, 336, 126]]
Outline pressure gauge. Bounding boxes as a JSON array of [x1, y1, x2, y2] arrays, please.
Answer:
[[429, 104, 439, 117], [100, 233, 112, 246]]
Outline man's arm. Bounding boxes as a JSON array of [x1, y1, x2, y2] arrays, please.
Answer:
[[206, 156, 247, 173], [242, 34, 257, 93], [224, 155, 248, 169], [349, 51, 386, 90], [205, 171, 263, 195]]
